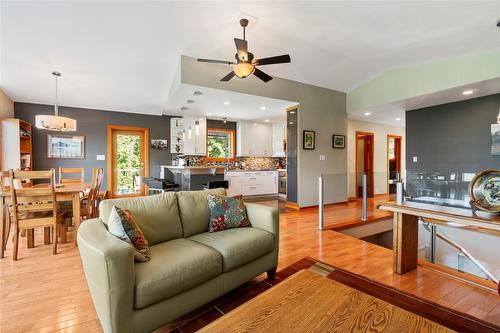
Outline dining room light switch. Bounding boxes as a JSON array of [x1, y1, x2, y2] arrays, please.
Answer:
[[96, 155, 105, 161]]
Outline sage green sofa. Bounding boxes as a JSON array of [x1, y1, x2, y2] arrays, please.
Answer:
[[77, 189, 279, 333]]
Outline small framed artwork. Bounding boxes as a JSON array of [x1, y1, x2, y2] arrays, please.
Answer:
[[303, 130, 316, 150], [47, 134, 85, 159], [151, 139, 168, 150], [332, 134, 345, 149]]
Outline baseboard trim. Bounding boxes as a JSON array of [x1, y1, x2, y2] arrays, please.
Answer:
[[285, 202, 299, 210]]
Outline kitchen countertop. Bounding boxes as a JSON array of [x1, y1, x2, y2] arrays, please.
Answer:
[[163, 165, 278, 171]]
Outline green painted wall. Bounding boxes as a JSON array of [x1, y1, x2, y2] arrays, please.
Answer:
[[347, 49, 500, 113]]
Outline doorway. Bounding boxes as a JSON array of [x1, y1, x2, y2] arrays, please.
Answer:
[[355, 131, 374, 197], [107, 125, 149, 198], [387, 135, 402, 194]]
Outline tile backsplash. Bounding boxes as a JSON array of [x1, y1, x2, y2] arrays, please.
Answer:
[[180, 155, 286, 170]]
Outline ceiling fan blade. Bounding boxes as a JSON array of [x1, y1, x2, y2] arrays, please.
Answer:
[[220, 71, 236, 82], [253, 54, 291, 66], [197, 58, 235, 65], [253, 68, 273, 82], [234, 38, 248, 61]]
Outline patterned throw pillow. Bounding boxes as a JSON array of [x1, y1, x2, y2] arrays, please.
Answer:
[[208, 194, 251, 232], [108, 206, 151, 262]]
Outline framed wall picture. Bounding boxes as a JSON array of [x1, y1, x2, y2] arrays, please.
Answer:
[[333, 134, 345, 149], [47, 134, 85, 159], [303, 130, 315, 150], [151, 139, 168, 150]]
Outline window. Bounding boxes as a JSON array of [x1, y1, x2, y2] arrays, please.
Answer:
[[206, 128, 235, 160]]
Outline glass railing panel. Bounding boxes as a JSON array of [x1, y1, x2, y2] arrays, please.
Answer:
[[405, 171, 475, 209]]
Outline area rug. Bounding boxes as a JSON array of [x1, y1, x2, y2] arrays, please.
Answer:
[[156, 257, 499, 333]]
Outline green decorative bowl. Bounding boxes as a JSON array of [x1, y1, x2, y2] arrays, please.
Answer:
[[469, 169, 500, 214]]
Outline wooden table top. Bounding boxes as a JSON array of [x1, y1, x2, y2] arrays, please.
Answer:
[[199, 269, 453, 333], [1, 182, 88, 197], [378, 200, 500, 226]]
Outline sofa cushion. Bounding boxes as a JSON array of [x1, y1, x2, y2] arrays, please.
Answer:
[[189, 228, 274, 272], [99, 192, 182, 245], [177, 188, 227, 237], [208, 194, 250, 232], [108, 206, 151, 262], [134, 238, 222, 309]]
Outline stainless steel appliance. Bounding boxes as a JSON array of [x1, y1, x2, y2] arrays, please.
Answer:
[[278, 170, 287, 194]]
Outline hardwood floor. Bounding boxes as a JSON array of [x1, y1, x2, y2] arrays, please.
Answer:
[[0, 198, 498, 332]]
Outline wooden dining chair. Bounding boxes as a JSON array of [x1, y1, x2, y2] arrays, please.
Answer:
[[9, 169, 67, 260], [60, 168, 104, 240], [86, 168, 104, 219], [0, 171, 11, 259], [59, 167, 84, 184]]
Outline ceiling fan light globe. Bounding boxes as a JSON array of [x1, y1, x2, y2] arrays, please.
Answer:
[[233, 62, 255, 78]]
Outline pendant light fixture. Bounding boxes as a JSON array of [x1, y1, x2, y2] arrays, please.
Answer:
[[35, 71, 77, 132]]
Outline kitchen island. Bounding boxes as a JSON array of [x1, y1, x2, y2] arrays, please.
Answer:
[[161, 166, 279, 196], [161, 165, 226, 191]]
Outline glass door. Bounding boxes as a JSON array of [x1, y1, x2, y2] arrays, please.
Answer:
[[108, 126, 149, 198]]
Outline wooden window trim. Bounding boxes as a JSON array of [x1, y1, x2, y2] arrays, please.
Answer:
[[205, 127, 236, 162]]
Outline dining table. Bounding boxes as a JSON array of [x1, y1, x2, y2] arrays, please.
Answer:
[[0, 182, 88, 258]]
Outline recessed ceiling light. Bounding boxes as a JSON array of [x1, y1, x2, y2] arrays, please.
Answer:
[[186, 99, 195, 104], [193, 91, 203, 96], [363, 112, 371, 116], [265, 119, 270, 122], [253, 123, 257, 126], [395, 117, 401, 121], [260, 106, 266, 111], [207, 113, 212, 116], [180, 106, 189, 111], [224, 101, 230, 105], [462, 90, 474, 95]]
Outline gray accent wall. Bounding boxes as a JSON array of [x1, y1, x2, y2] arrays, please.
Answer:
[[178, 56, 347, 207], [14, 102, 173, 190], [406, 93, 500, 173]]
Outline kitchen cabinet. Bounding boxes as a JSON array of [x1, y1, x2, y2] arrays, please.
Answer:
[[225, 170, 278, 196], [272, 122, 286, 157], [170, 117, 206, 155], [237, 121, 272, 157]]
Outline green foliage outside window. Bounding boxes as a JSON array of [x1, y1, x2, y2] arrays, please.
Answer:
[[116, 134, 141, 193], [207, 130, 233, 159]]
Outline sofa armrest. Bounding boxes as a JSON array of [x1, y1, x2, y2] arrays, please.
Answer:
[[245, 202, 279, 242], [77, 218, 135, 333]]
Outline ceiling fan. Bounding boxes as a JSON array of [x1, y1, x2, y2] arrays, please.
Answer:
[[197, 19, 291, 82]]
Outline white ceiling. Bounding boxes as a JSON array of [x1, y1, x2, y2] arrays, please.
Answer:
[[166, 83, 297, 123], [349, 77, 500, 127], [1, 1, 500, 117]]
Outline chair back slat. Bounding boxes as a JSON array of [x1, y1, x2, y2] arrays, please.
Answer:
[[14, 187, 53, 197], [17, 202, 54, 212], [14, 170, 53, 180], [59, 167, 84, 184]]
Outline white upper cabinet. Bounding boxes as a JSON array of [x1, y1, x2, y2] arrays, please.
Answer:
[[272, 122, 286, 157], [170, 117, 206, 155], [237, 121, 273, 157]]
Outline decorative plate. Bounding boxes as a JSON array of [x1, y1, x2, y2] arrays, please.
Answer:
[[468, 169, 500, 213]]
